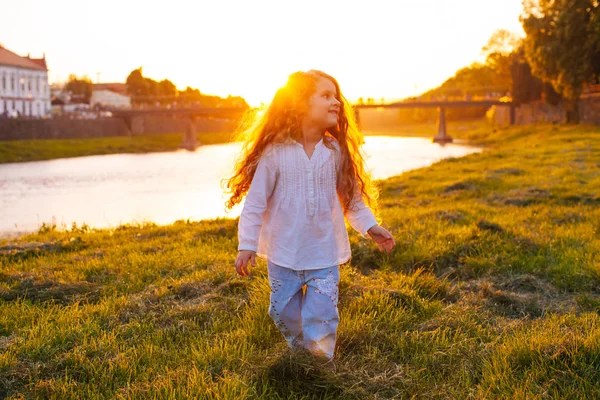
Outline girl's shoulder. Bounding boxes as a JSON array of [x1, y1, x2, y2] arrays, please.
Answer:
[[330, 137, 341, 150], [259, 142, 283, 164], [323, 135, 341, 155]]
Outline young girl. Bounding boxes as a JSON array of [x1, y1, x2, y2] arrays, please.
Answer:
[[224, 70, 395, 362]]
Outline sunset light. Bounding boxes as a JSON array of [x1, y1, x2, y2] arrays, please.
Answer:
[[2, 0, 600, 396], [1, 0, 524, 106]]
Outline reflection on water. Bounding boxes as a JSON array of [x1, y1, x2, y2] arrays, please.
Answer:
[[0, 136, 481, 236]]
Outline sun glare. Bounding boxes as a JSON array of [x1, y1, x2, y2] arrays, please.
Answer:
[[0, 0, 525, 108]]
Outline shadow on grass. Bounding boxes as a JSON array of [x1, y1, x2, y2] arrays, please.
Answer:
[[0, 273, 101, 305], [0, 237, 88, 263], [255, 348, 349, 399], [348, 213, 594, 319]]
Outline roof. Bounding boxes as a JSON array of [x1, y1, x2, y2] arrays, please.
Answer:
[[93, 83, 127, 94], [28, 57, 47, 69], [0, 46, 47, 71]]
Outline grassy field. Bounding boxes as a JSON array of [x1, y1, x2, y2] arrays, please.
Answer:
[[1, 123, 599, 398], [0, 131, 234, 164]]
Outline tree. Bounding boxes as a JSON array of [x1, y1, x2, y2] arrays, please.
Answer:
[[482, 29, 522, 92], [521, 0, 600, 122], [509, 44, 562, 105], [124, 67, 249, 108], [126, 67, 148, 97], [126, 68, 163, 104], [481, 30, 563, 105], [64, 74, 92, 104], [180, 86, 202, 103], [482, 29, 522, 56], [158, 79, 177, 97]]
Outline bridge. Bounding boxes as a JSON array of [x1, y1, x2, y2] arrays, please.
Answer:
[[112, 98, 514, 148], [111, 107, 247, 150], [354, 99, 515, 143]]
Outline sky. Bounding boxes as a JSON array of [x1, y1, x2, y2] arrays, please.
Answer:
[[1, 0, 525, 106]]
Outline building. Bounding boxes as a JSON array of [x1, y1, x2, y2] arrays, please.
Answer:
[[0, 45, 51, 117], [91, 83, 131, 109]]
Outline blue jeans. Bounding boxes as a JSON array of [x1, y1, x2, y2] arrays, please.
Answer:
[[267, 261, 340, 360]]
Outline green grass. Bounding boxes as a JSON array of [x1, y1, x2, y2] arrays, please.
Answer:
[[1, 123, 600, 398], [0, 131, 234, 164]]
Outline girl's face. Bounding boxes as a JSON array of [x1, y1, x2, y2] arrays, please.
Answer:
[[304, 77, 341, 130]]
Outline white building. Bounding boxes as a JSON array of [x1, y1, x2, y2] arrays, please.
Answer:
[[91, 83, 131, 108], [0, 45, 51, 117]]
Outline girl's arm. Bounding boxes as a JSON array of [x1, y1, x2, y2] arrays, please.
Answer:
[[333, 143, 394, 252], [344, 188, 378, 238], [238, 155, 277, 252], [345, 189, 396, 253]]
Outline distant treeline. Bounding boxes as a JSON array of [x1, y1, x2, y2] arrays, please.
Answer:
[[60, 69, 249, 110], [125, 68, 248, 109], [377, 0, 599, 124], [365, 30, 562, 124]]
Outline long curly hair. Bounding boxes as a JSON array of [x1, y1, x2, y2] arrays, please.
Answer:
[[223, 70, 379, 217]]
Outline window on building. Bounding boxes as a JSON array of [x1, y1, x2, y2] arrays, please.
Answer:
[[37, 78, 40, 92], [20, 78, 25, 91], [1, 75, 5, 91], [28, 79, 31, 92], [10, 76, 14, 91]]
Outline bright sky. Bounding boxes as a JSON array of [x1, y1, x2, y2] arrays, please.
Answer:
[[1, 0, 524, 106]]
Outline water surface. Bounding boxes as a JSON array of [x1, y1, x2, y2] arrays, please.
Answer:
[[0, 136, 481, 236]]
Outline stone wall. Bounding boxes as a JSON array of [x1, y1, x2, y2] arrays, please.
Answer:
[[515, 103, 565, 124], [491, 96, 600, 126], [581, 95, 600, 125], [0, 118, 129, 141], [130, 116, 239, 135], [0, 115, 240, 141]]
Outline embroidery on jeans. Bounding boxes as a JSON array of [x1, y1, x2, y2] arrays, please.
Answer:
[[270, 301, 288, 334], [270, 279, 281, 294], [313, 271, 338, 305]]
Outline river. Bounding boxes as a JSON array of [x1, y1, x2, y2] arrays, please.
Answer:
[[0, 136, 481, 236]]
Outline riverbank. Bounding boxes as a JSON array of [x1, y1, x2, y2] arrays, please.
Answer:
[[0, 119, 491, 164], [0, 131, 234, 164], [1, 123, 599, 398], [362, 117, 492, 139]]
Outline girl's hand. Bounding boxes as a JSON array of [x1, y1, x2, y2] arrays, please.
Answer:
[[235, 250, 256, 277], [367, 225, 396, 253]]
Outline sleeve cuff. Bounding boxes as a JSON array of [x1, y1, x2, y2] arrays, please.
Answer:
[[238, 244, 258, 252], [362, 221, 378, 237]]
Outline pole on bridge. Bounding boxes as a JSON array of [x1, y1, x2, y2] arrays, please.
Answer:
[[509, 104, 516, 125], [433, 107, 453, 144], [179, 117, 200, 151], [354, 107, 361, 129]]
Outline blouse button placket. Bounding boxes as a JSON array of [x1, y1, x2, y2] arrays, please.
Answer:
[[307, 163, 315, 216]]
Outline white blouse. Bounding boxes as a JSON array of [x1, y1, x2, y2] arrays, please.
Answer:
[[237, 136, 377, 270]]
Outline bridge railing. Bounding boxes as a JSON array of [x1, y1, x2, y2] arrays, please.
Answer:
[[353, 94, 509, 107], [583, 84, 600, 95]]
